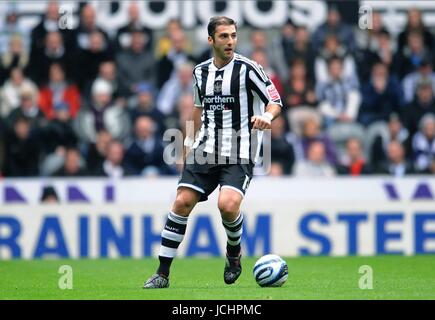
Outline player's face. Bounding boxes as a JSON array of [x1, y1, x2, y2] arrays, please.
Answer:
[[209, 25, 237, 61]]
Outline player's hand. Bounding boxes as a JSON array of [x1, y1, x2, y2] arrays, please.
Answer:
[[251, 113, 273, 130]]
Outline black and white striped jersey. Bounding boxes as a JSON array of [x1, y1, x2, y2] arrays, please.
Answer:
[[191, 53, 282, 164]]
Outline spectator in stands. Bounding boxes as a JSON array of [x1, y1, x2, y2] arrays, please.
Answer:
[[402, 56, 435, 104], [292, 115, 337, 165], [274, 19, 295, 68], [403, 77, 435, 136], [311, 5, 356, 53], [6, 82, 46, 130], [155, 18, 183, 58], [156, 29, 196, 89], [358, 62, 403, 126], [124, 115, 175, 176], [52, 147, 87, 177], [40, 185, 60, 203], [377, 140, 415, 176], [82, 60, 121, 103], [0, 35, 29, 85], [85, 129, 112, 175], [393, 31, 433, 80], [72, 3, 111, 52], [30, 1, 72, 57], [293, 141, 336, 177], [376, 29, 395, 72], [283, 24, 315, 82], [73, 79, 130, 144], [157, 62, 194, 115], [97, 60, 120, 97], [28, 31, 75, 85], [93, 140, 134, 178], [0, 67, 37, 118], [116, 30, 156, 98], [269, 162, 285, 177], [115, 1, 153, 52], [38, 63, 81, 120], [356, 28, 395, 83], [284, 59, 317, 109], [128, 81, 163, 128], [270, 115, 295, 175], [336, 137, 372, 175], [355, 10, 385, 51], [0, 8, 30, 55], [239, 29, 287, 82], [237, 29, 267, 58], [314, 33, 358, 83], [171, 93, 194, 138], [75, 31, 113, 90], [251, 49, 284, 98], [3, 116, 41, 177], [412, 114, 435, 173], [316, 56, 361, 128], [40, 102, 77, 155], [371, 113, 412, 170], [397, 8, 433, 53], [196, 47, 213, 66]]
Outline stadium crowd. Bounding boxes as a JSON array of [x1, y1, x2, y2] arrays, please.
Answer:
[[0, 1, 434, 178]]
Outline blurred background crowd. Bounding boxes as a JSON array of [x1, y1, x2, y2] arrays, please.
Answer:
[[0, 1, 434, 179]]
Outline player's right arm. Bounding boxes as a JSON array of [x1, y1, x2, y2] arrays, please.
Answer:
[[192, 105, 203, 135], [183, 106, 202, 161], [183, 70, 204, 161]]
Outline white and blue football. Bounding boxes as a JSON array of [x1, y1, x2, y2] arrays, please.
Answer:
[[253, 254, 288, 287]]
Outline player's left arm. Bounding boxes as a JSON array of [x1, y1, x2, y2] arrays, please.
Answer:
[[251, 103, 281, 130], [249, 64, 283, 130]]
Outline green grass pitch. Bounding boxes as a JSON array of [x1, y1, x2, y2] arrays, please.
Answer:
[[1, 256, 435, 300]]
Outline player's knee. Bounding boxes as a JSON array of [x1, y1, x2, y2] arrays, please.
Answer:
[[218, 197, 241, 215], [173, 194, 196, 216]]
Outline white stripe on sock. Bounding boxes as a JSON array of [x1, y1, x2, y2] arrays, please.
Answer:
[[227, 238, 241, 246], [225, 227, 243, 238], [168, 211, 188, 225], [223, 212, 243, 227], [162, 229, 185, 242], [159, 246, 178, 258]]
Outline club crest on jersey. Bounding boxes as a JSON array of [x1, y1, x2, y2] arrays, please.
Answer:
[[214, 79, 223, 94]]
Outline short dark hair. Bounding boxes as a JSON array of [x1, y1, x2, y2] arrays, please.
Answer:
[[207, 16, 237, 39], [40, 186, 59, 202], [327, 54, 343, 66], [379, 28, 390, 38]]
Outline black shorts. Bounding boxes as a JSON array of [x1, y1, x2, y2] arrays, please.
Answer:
[[178, 160, 254, 202]]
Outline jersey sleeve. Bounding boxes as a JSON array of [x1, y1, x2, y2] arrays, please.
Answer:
[[193, 71, 203, 108], [247, 63, 283, 107]]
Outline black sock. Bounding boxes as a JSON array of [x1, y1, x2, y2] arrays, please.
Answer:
[[157, 256, 173, 277], [227, 243, 241, 257], [222, 212, 243, 257], [156, 211, 188, 277]]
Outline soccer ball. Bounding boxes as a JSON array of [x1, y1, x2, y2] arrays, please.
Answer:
[[253, 254, 288, 287]]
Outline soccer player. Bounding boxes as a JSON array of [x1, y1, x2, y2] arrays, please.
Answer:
[[144, 16, 282, 288]]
